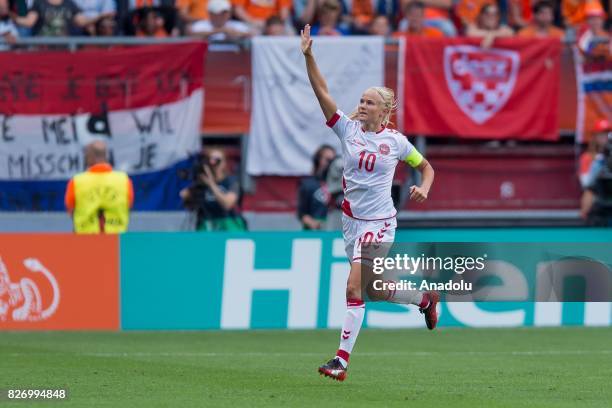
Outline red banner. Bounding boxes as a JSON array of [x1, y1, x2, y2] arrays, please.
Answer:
[[402, 38, 561, 140], [0, 43, 206, 115]]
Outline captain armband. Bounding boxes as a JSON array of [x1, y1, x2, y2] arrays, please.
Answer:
[[404, 149, 424, 168]]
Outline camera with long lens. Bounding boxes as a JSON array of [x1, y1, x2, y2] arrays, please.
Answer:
[[177, 151, 219, 183]]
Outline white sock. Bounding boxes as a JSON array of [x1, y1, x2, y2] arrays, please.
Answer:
[[336, 298, 365, 368]]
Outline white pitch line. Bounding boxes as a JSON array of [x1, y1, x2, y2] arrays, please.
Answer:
[[4, 350, 612, 358]]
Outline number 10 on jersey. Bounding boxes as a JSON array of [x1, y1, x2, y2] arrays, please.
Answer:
[[358, 151, 376, 172]]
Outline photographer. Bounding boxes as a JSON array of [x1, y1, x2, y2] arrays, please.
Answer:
[[297, 144, 336, 230], [579, 118, 612, 223], [325, 155, 344, 230], [179, 148, 246, 231]]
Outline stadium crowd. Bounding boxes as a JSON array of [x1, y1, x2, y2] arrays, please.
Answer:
[[0, 0, 609, 41]]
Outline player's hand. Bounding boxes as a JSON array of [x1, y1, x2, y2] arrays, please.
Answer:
[[300, 24, 313, 56], [409, 185, 428, 203]]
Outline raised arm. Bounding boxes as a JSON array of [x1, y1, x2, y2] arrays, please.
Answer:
[[301, 24, 337, 121]]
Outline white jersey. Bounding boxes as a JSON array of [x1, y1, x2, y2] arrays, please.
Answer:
[[327, 109, 421, 220]]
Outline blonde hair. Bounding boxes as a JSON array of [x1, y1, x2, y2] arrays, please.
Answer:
[[349, 86, 398, 127]]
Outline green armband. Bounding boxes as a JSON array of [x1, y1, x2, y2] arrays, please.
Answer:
[[404, 148, 424, 168]]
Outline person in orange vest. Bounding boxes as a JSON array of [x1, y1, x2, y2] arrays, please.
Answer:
[[65, 141, 134, 234]]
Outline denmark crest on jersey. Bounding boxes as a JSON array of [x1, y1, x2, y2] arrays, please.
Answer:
[[378, 143, 390, 155], [443, 45, 520, 124]]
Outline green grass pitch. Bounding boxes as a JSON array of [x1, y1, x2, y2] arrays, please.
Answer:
[[1, 327, 611, 407]]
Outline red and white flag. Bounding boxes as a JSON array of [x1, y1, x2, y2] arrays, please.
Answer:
[[400, 38, 561, 140], [0, 43, 206, 210]]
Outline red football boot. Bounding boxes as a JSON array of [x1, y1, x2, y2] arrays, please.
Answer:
[[318, 358, 347, 381], [419, 291, 440, 330]]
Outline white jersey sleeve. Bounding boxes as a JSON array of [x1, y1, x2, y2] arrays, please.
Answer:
[[326, 110, 355, 140], [396, 133, 413, 161], [396, 133, 424, 168]]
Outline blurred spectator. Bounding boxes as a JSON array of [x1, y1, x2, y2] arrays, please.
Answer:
[[180, 148, 246, 231], [325, 0, 401, 33], [296, 0, 398, 32], [232, 0, 291, 33], [562, 0, 611, 29], [348, 0, 376, 34], [508, 0, 533, 29], [394, 0, 444, 37], [374, 0, 402, 26], [455, 0, 494, 30], [177, 0, 208, 30], [264, 14, 290, 34], [577, 2, 610, 58], [297, 145, 336, 230], [0, 0, 18, 48], [579, 119, 611, 220], [466, 3, 514, 47], [125, 0, 178, 36], [9, 0, 32, 37], [518, 1, 564, 38], [368, 14, 391, 36], [357, 0, 375, 32], [14, 0, 96, 36], [311, 0, 349, 35], [190, 0, 251, 40], [65, 141, 133, 234], [561, 0, 604, 26], [294, 0, 317, 27], [562, 0, 584, 26], [73, 0, 115, 34], [129, 0, 162, 9], [398, 0, 456, 36], [136, 7, 168, 36], [94, 13, 116, 35]]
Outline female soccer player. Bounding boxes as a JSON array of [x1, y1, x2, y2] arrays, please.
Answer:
[[300, 24, 438, 382]]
